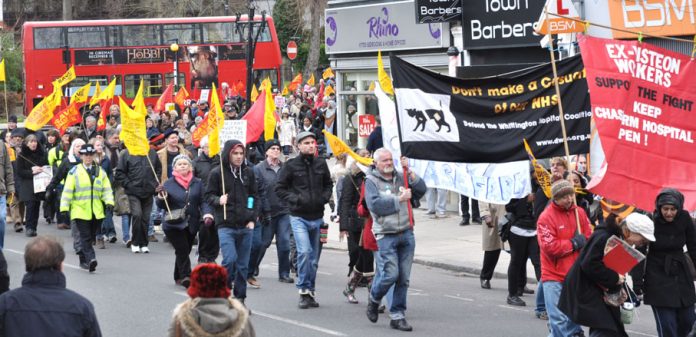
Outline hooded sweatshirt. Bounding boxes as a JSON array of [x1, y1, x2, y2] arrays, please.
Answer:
[[170, 298, 255, 337], [204, 140, 259, 228]]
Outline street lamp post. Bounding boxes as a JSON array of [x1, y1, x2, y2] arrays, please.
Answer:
[[169, 39, 180, 90]]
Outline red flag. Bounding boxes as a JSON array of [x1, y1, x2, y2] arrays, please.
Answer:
[[191, 82, 200, 101], [580, 35, 696, 211], [313, 82, 325, 110], [241, 90, 269, 144], [191, 114, 212, 147], [174, 86, 190, 110], [96, 99, 111, 131], [51, 103, 82, 135], [155, 82, 174, 112]]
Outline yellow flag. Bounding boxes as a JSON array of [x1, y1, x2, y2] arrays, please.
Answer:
[[120, 98, 149, 156], [322, 67, 334, 80], [368, 81, 375, 92], [323, 130, 373, 166], [523, 139, 552, 199], [69, 82, 92, 105], [377, 50, 394, 95], [307, 74, 315, 86], [26, 85, 63, 131], [281, 85, 289, 96], [94, 78, 116, 105], [250, 84, 259, 103], [132, 79, 145, 112], [260, 77, 272, 92], [208, 83, 225, 156], [53, 66, 76, 88], [0, 59, 6, 82], [264, 89, 277, 141], [89, 82, 102, 108], [324, 85, 335, 97]]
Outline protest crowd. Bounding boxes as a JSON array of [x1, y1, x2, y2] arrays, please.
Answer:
[[0, 35, 694, 337]]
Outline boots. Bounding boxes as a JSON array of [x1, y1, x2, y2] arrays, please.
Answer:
[[343, 271, 362, 304]]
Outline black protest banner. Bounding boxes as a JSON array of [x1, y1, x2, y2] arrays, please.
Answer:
[[391, 54, 591, 163]]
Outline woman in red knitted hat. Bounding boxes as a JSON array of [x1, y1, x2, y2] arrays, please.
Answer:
[[170, 263, 255, 337]]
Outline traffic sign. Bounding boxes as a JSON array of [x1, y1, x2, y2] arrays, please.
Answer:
[[287, 40, 298, 60]]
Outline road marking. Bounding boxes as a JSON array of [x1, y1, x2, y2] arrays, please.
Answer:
[[5, 248, 81, 270], [173, 292, 347, 336], [444, 295, 474, 302], [626, 330, 657, 337], [317, 270, 333, 276], [497, 304, 530, 313]]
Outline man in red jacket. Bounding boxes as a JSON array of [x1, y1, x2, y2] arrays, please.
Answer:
[[537, 179, 591, 337]]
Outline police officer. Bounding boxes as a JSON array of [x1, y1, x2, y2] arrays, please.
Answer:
[[60, 144, 114, 272]]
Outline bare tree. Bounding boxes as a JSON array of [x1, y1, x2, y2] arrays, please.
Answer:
[[293, 0, 326, 79]]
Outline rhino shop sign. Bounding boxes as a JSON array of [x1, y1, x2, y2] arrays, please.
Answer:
[[325, 0, 450, 54], [461, 0, 544, 50], [415, 0, 462, 24]]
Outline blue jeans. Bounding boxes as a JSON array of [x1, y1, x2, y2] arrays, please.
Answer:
[[218, 227, 253, 299], [543, 281, 583, 337], [372, 247, 395, 311], [121, 215, 130, 242], [247, 222, 264, 278], [99, 209, 116, 239], [290, 216, 322, 291], [536, 282, 546, 314], [0, 195, 6, 249], [257, 214, 292, 278], [370, 229, 415, 320]]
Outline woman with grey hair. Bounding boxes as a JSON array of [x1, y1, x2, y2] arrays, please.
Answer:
[[156, 154, 214, 288]]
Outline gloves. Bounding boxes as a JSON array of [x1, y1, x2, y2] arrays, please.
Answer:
[[105, 205, 114, 213], [570, 234, 587, 251], [155, 185, 165, 194], [204, 217, 214, 227]]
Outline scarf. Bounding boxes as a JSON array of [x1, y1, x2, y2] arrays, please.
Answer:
[[173, 170, 193, 189]]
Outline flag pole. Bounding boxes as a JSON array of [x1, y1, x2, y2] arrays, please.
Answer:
[[218, 153, 227, 220], [402, 163, 414, 228], [145, 154, 172, 216], [3, 81, 7, 124], [546, 18, 582, 235]]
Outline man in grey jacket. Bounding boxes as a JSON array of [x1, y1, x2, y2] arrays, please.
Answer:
[[364, 148, 426, 332]]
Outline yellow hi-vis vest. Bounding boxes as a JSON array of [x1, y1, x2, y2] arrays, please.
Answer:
[[60, 164, 114, 220]]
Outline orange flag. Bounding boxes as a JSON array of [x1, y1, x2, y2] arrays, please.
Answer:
[[174, 86, 190, 110], [307, 73, 315, 86], [155, 82, 175, 112], [51, 103, 82, 135], [288, 73, 302, 92]]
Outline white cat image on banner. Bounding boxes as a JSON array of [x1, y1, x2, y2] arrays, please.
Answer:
[[396, 88, 459, 142]]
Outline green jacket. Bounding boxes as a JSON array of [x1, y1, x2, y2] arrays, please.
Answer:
[[60, 164, 114, 220]]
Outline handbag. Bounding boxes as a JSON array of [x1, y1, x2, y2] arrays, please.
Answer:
[[164, 189, 190, 224]]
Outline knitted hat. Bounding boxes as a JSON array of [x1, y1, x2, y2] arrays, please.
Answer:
[[265, 139, 281, 153], [187, 263, 231, 299], [172, 154, 192, 167], [551, 179, 574, 199]]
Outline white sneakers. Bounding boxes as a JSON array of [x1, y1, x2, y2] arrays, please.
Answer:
[[131, 245, 140, 253], [140, 247, 150, 253]]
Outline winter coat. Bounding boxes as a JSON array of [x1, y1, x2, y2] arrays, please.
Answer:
[[339, 172, 365, 233], [170, 298, 254, 337], [559, 224, 627, 336], [537, 201, 592, 283], [114, 149, 162, 198], [254, 159, 289, 218], [644, 189, 696, 308], [156, 176, 212, 234], [0, 141, 14, 196], [278, 119, 296, 147], [276, 153, 333, 221], [478, 201, 505, 251], [364, 167, 426, 236], [205, 140, 259, 228], [506, 197, 536, 230], [193, 153, 220, 189], [16, 143, 48, 202], [0, 269, 102, 337]]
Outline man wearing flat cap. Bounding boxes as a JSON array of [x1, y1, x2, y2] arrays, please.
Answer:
[[276, 131, 333, 309]]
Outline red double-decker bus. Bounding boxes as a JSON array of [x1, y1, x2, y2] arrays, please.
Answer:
[[22, 15, 282, 113]]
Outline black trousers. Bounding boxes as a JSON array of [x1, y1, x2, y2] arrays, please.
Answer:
[[347, 230, 375, 275], [164, 227, 194, 281], [75, 217, 101, 263], [198, 223, 220, 262], [480, 249, 501, 281], [507, 232, 541, 296], [128, 195, 153, 247], [24, 200, 41, 232], [460, 195, 480, 221]]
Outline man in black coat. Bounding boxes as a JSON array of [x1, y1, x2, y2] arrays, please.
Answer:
[[193, 137, 220, 263], [0, 236, 101, 336]]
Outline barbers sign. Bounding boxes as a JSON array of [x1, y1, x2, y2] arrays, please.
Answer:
[[461, 0, 544, 50], [415, 0, 462, 24]]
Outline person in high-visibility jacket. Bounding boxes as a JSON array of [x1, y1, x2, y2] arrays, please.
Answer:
[[60, 144, 114, 273]]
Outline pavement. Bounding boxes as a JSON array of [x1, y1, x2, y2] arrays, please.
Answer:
[[323, 206, 538, 283]]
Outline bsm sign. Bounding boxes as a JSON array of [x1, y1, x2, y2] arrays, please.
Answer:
[[358, 114, 376, 137]]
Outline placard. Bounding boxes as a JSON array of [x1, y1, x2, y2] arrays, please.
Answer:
[[219, 120, 248, 146], [33, 166, 53, 193]]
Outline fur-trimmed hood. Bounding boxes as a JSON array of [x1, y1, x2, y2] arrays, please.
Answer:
[[170, 297, 254, 337]]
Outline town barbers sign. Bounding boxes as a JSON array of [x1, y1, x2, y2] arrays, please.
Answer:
[[461, 0, 544, 50]]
